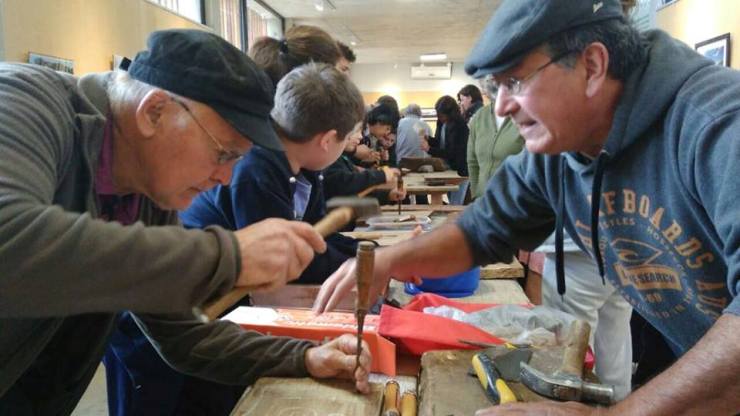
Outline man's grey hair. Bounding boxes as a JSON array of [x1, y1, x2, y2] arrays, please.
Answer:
[[271, 62, 365, 142], [403, 103, 422, 118], [107, 70, 156, 116], [546, 17, 646, 82]]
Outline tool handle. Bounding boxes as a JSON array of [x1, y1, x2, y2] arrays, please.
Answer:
[[559, 320, 591, 378], [472, 353, 517, 405], [358, 184, 380, 198], [382, 380, 400, 416], [494, 379, 517, 404], [355, 241, 375, 313], [200, 287, 251, 322], [200, 208, 354, 322], [314, 206, 354, 236], [400, 390, 417, 416]]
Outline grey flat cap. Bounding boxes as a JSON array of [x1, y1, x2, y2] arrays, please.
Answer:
[[465, 0, 624, 78]]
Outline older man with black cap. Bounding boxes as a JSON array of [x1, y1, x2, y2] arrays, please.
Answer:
[[0, 29, 371, 414], [315, 0, 740, 414]]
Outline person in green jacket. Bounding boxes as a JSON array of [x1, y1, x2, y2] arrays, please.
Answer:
[[466, 78, 524, 199]]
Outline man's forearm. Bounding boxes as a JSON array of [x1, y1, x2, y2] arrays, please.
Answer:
[[384, 223, 475, 279], [608, 313, 740, 416]]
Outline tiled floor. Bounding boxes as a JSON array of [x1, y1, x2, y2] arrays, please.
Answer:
[[71, 364, 108, 416]]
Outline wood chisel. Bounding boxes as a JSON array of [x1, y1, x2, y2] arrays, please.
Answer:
[[397, 174, 404, 216], [472, 352, 517, 405], [382, 380, 400, 416], [400, 390, 417, 416], [354, 241, 375, 381]]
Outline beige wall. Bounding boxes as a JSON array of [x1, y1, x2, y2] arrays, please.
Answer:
[[656, 0, 739, 69], [0, 0, 208, 75]]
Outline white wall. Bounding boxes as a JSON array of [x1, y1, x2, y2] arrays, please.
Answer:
[[351, 61, 478, 97]]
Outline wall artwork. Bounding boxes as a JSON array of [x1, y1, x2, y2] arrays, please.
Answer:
[[695, 33, 731, 67], [28, 52, 74, 74]]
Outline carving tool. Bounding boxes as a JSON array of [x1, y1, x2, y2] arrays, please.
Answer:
[[354, 241, 375, 383]]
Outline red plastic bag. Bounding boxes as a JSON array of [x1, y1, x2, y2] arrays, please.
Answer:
[[378, 293, 508, 355], [378, 293, 593, 370]]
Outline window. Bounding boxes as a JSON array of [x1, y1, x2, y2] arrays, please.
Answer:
[[148, 0, 204, 24], [247, 0, 283, 48], [218, 0, 244, 50]]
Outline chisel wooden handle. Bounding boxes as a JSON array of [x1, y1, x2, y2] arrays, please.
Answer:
[[400, 390, 417, 416], [200, 207, 355, 321], [355, 241, 375, 315], [382, 380, 400, 416], [558, 320, 591, 378]]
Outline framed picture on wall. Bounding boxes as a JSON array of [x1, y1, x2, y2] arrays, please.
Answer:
[[28, 52, 74, 74], [695, 33, 731, 67]]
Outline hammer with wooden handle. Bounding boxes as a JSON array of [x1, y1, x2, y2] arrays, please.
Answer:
[[194, 197, 380, 322], [520, 320, 614, 404]]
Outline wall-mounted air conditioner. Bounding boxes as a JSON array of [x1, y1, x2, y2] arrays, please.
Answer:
[[410, 62, 452, 80]]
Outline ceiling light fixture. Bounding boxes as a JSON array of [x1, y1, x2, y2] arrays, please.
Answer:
[[350, 41, 357, 46], [420, 53, 447, 62], [314, 0, 324, 12]]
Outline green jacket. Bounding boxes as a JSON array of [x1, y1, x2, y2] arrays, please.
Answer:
[[466, 103, 524, 198], [0, 64, 311, 414]]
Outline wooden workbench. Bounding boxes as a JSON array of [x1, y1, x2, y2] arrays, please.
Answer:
[[402, 171, 462, 205], [233, 204, 530, 415], [235, 280, 530, 415]]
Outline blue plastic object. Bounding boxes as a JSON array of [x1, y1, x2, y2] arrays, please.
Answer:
[[404, 267, 480, 298]]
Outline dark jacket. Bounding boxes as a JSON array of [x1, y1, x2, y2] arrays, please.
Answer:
[[457, 30, 740, 356], [324, 153, 389, 202], [430, 120, 470, 176], [0, 65, 311, 415], [181, 146, 358, 284]]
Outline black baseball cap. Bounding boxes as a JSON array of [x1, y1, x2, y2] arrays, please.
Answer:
[[465, 0, 625, 78], [123, 29, 282, 150]]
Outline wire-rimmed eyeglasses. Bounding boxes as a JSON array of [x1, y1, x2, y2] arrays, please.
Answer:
[[171, 97, 244, 165], [483, 51, 575, 97]]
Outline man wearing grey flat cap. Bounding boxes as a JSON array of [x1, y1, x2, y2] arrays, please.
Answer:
[[315, 0, 740, 414], [0, 29, 371, 414]]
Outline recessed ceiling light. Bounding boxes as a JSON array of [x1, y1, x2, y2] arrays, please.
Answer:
[[350, 41, 357, 46], [420, 53, 447, 62], [314, 0, 324, 11]]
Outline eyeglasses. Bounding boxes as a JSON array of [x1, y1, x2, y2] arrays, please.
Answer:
[[171, 97, 244, 165], [484, 51, 574, 97]]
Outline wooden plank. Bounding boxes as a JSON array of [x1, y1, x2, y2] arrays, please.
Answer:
[[342, 230, 416, 246], [480, 259, 525, 279], [418, 347, 601, 415], [418, 350, 493, 415], [381, 204, 466, 213], [387, 279, 530, 306], [230, 377, 384, 415], [250, 284, 355, 312], [418, 349, 550, 416]]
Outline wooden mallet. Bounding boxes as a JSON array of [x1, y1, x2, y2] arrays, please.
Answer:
[[194, 197, 380, 322]]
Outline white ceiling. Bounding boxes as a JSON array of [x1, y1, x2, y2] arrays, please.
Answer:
[[261, 0, 503, 64]]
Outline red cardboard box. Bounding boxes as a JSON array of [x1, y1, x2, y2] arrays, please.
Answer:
[[223, 307, 396, 376]]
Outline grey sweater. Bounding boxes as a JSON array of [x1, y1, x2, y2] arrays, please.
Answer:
[[0, 64, 311, 414]]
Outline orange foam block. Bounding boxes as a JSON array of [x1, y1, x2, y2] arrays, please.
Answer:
[[223, 307, 396, 376]]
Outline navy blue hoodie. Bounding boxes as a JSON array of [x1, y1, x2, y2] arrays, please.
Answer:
[[181, 146, 358, 284], [457, 31, 739, 355]]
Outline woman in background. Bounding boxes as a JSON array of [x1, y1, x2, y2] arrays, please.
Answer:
[[466, 79, 524, 199], [429, 95, 469, 204], [457, 84, 484, 123]]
